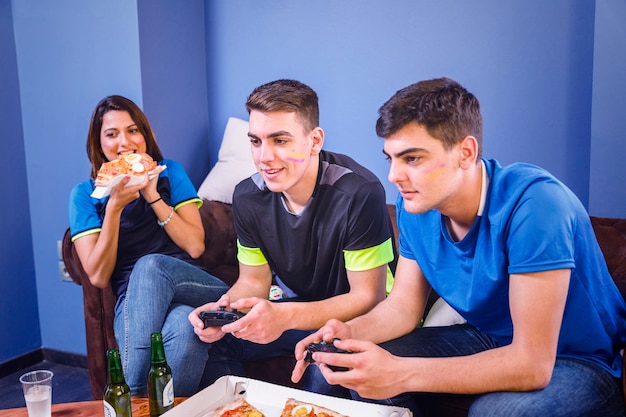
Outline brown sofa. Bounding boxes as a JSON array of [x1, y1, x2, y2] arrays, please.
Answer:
[[62, 200, 626, 416]]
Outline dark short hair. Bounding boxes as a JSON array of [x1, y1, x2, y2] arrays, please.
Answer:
[[245, 79, 319, 132], [376, 77, 483, 158], [86, 95, 163, 179]]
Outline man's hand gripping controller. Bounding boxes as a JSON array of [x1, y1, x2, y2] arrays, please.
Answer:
[[304, 339, 352, 372], [199, 306, 245, 328]]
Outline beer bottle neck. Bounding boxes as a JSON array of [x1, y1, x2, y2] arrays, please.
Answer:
[[107, 349, 127, 385], [150, 332, 167, 364]]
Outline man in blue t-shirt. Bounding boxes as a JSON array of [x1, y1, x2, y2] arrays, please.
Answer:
[[292, 78, 626, 416], [189, 79, 395, 392]]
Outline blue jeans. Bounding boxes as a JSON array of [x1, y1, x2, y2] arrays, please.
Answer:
[[343, 324, 624, 417], [201, 328, 350, 398], [113, 254, 229, 397]]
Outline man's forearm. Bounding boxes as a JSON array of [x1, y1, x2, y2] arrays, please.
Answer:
[[347, 299, 419, 343], [282, 292, 380, 331]]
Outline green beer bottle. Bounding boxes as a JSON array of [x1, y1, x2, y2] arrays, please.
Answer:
[[103, 348, 132, 417], [148, 332, 174, 416]]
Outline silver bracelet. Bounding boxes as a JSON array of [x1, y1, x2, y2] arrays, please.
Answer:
[[157, 206, 174, 227]]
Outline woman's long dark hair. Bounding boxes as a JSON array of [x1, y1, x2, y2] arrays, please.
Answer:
[[86, 95, 163, 179]]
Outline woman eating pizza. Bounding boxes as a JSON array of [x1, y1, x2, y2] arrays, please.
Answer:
[[68, 95, 228, 397]]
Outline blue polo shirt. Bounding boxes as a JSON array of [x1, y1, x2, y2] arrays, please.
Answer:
[[397, 158, 626, 377]]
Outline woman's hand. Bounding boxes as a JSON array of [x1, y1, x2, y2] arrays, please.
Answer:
[[139, 165, 166, 203], [107, 175, 144, 211]]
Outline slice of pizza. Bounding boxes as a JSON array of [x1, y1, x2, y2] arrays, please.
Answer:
[[279, 398, 348, 417], [206, 397, 265, 417], [95, 152, 158, 186]]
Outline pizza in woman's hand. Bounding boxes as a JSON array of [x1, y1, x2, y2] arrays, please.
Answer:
[[95, 152, 159, 186]]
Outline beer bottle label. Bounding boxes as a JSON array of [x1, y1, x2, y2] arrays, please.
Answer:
[[103, 400, 116, 417], [163, 378, 174, 407]]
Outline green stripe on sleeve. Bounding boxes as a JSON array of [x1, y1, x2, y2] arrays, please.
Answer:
[[71, 228, 101, 242], [343, 238, 394, 271], [174, 197, 203, 211], [385, 266, 394, 295], [344, 238, 395, 295], [237, 239, 268, 266]]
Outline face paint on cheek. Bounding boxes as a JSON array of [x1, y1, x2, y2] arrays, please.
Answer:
[[286, 151, 306, 163], [423, 164, 446, 180]]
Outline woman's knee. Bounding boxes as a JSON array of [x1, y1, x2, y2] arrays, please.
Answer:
[[128, 254, 177, 293], [163, 306, 200, 343], [133, 253, 170, 273]]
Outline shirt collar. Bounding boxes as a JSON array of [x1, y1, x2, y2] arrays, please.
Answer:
[[477, 160, 489, 217]]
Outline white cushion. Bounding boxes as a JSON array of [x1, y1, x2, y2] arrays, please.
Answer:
[[422, 297, 467, 327], [197, 117, 257, 204]]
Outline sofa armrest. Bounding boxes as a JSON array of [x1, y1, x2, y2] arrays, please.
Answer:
[[61, 228, 117, 399], [61, 228, 86, 287]]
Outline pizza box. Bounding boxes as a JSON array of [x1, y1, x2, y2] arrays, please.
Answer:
[[162, 375, 412, 417]]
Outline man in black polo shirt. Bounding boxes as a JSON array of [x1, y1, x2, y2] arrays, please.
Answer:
[[189, 79, 395, 392]]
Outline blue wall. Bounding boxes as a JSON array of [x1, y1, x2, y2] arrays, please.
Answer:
[[589, 0, 626, 216], [9, 0, 143, 359], [204, 0, 602, 209], [138, 0, 212, 186], [1, 0, 624, 362], [0, 0, 41, 362]]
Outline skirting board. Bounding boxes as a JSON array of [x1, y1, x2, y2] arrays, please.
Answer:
[[0, 347, 87, 378]]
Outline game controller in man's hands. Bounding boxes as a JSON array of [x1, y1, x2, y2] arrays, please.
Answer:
[[199, 306, 245, 328], [304, 339, 353, 372]]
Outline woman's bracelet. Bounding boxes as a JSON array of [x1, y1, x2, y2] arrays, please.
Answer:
[[148, 197, 162, 205], [157, 206, 174, 228]]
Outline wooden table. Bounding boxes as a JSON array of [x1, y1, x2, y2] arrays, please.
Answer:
[[0, 397, 186, 417]]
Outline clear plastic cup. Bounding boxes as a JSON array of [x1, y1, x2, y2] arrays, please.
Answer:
[[19, 370, 53, 417]]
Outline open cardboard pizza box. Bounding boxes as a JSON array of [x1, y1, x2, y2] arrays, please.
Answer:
[[162, 375, 412, 417]]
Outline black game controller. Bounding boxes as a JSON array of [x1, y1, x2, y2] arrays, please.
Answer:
[[304, 339, 352, 372], [200, 306, 245, 328]]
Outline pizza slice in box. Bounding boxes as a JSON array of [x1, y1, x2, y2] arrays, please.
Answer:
[[206, 397, 265, 417], [280, 398, 349, 417]]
